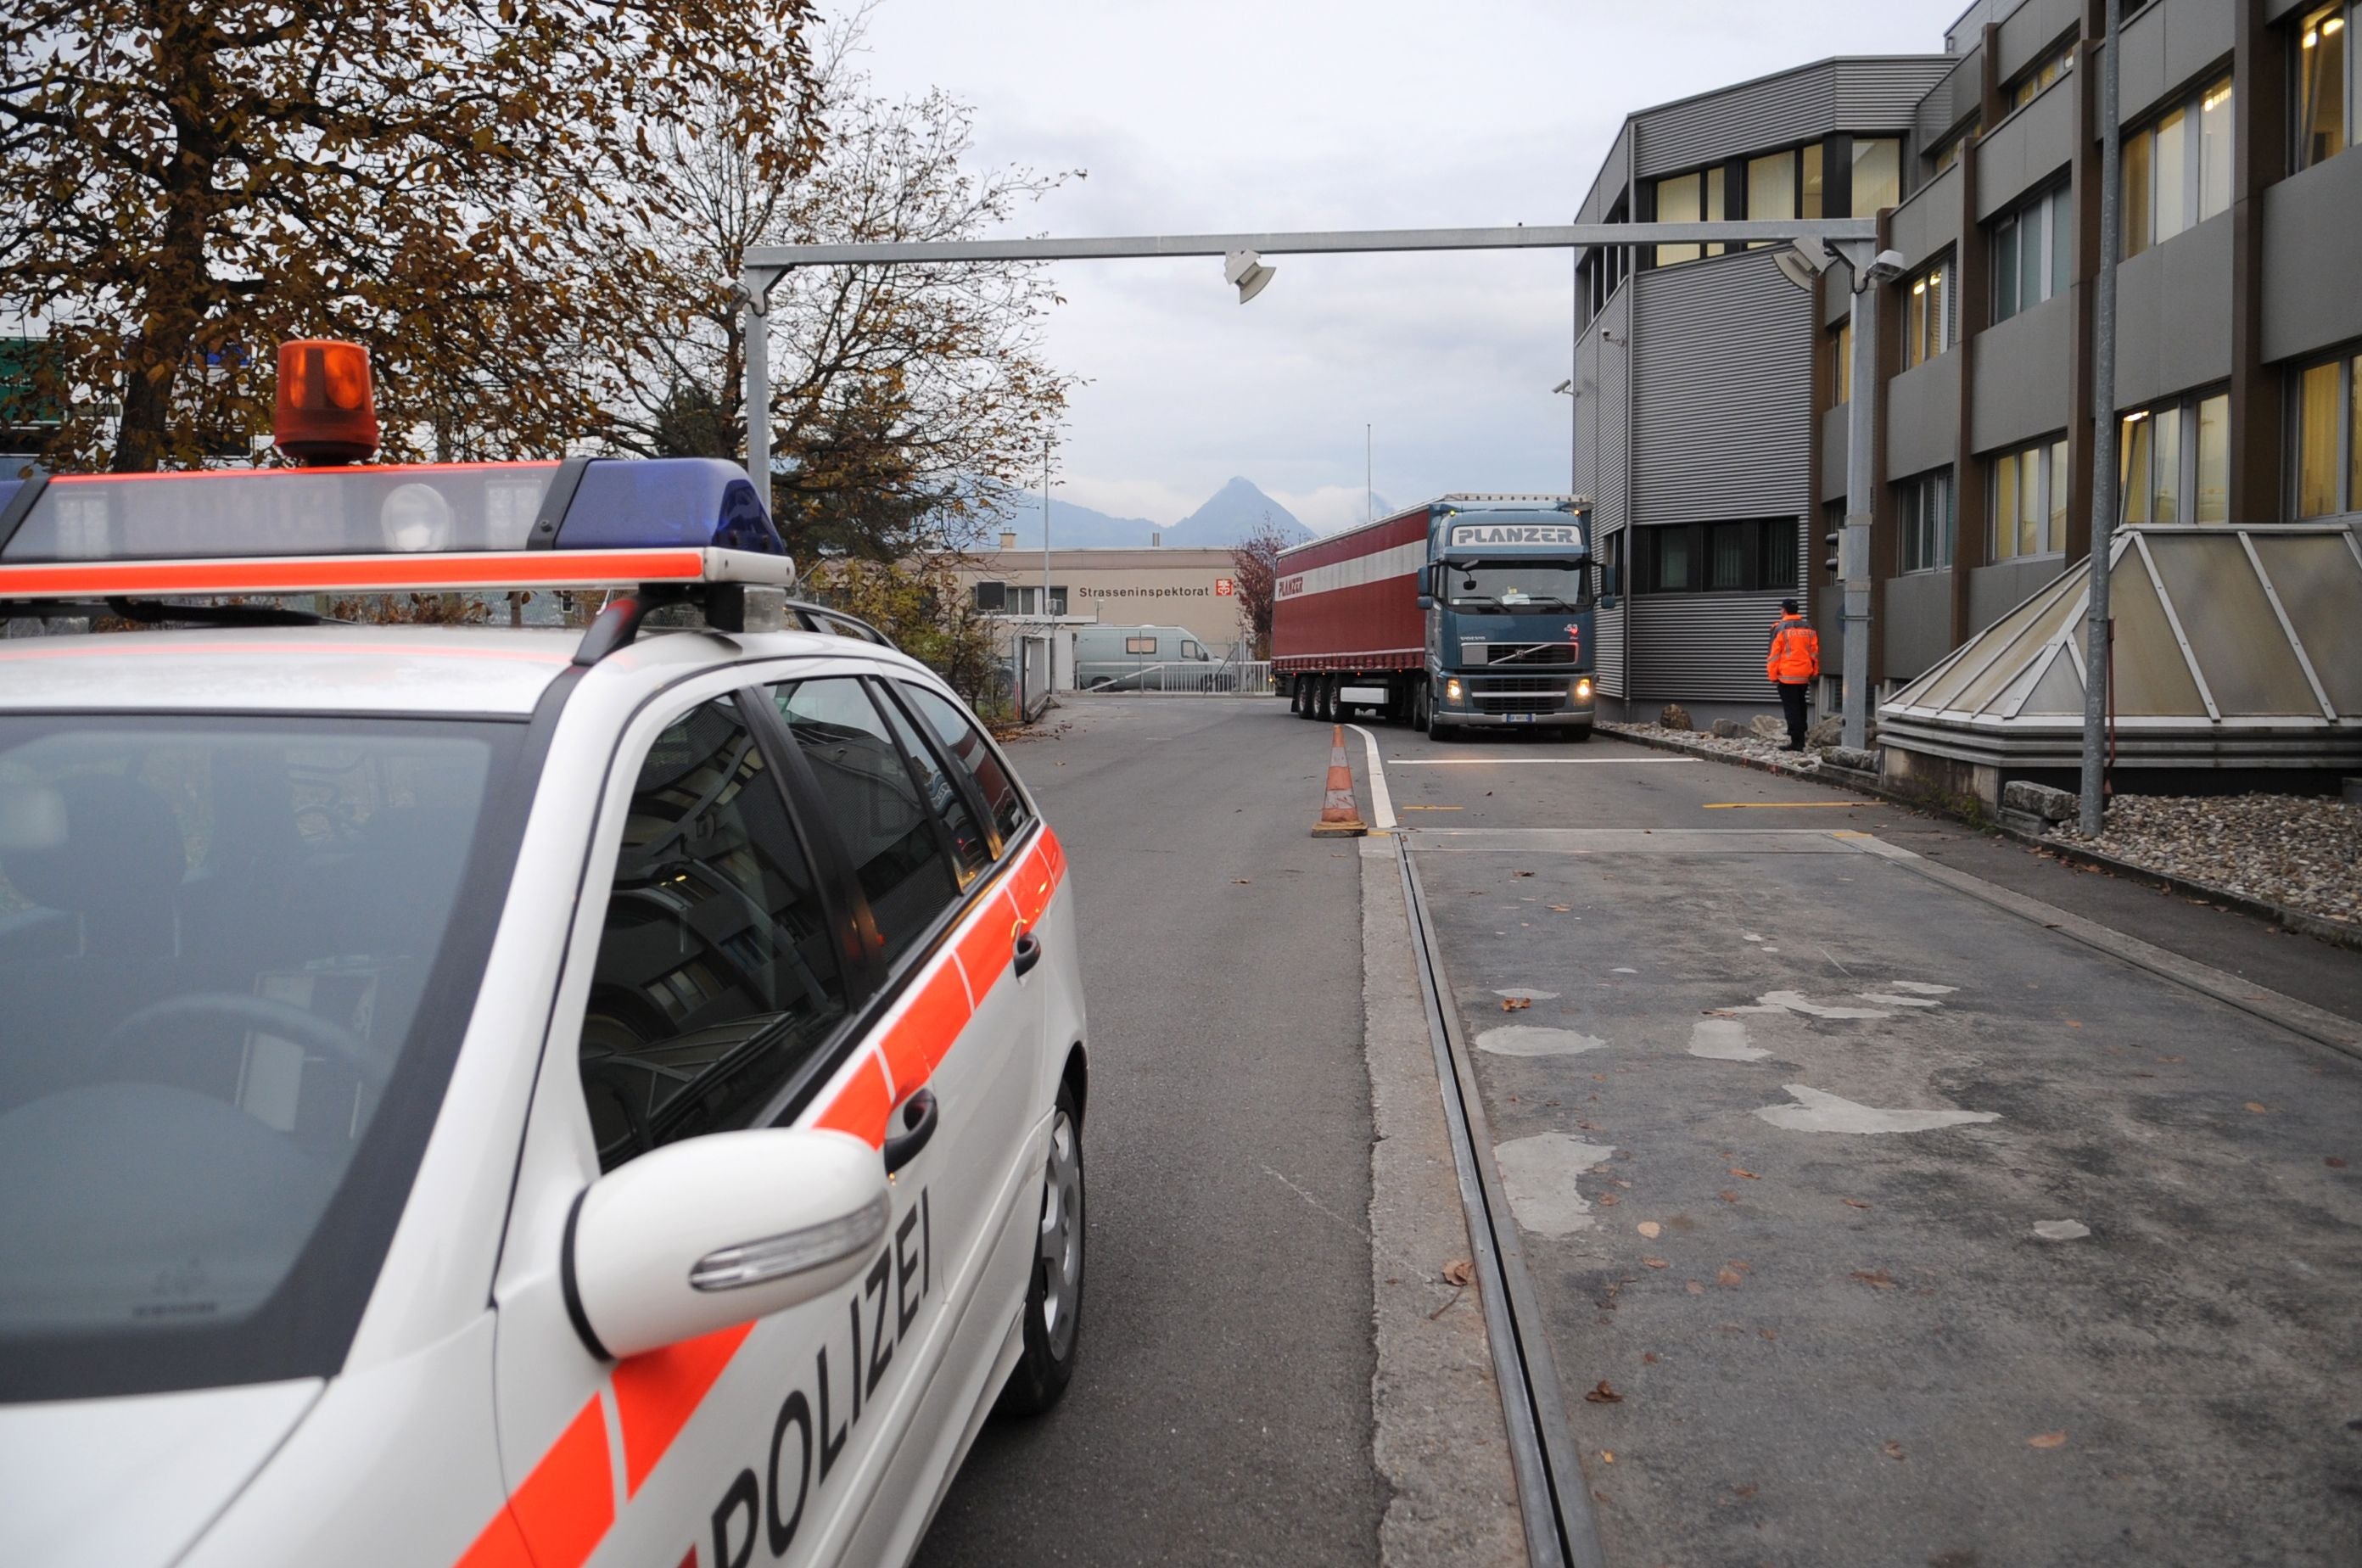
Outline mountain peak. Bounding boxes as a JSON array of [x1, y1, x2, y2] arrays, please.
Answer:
[[1168, 479, 1311, 546]]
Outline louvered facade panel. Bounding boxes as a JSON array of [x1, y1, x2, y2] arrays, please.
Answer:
[[1637, 64, 1835, 176], [1594, 596, 1627, 698], [1833, 58, 1964, 130], [1631, 591, 1795, 703], [1631, 253, 1813, 526]]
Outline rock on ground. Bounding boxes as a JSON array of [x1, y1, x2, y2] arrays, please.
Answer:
[[2053, 792, 2362, 927]]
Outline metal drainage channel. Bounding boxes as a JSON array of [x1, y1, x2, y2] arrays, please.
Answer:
[[1396, 839, 1607, 1568]]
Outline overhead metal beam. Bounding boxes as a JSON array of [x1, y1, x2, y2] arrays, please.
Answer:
[[743, 219, 1878, 277]]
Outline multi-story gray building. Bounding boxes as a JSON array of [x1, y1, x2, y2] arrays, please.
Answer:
[[1574, 0, 2362, 744]]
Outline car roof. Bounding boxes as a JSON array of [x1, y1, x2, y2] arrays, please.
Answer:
[[0, 624, 922, 717]]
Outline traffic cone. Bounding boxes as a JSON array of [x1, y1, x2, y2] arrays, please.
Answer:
[[1311, 725, 1369, 838]]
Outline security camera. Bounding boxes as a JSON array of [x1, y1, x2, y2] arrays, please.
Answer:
[[1862, 248, 1907, 284]]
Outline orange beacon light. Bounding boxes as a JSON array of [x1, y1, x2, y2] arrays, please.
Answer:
[[275, 339, 379, 466]]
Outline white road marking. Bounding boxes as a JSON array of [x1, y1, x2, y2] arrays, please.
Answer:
[[1346, 723, 1396, 832], [1611, 966, 1638, 974], [2033, 1220, 2091, 1240], [1492, 987, 1561, 1000], [1385, 757, 1700, 766], [1492, 1134, 1618, 1237], [1688, 1017, 1769, 1061], [1859, 993, 1944, 1007], [1727, 988, 1891, 1021], [1883, 981, 1958, 994], [1752, 1084, 2001, 1134], [1477, 1025, 1609, 1058]]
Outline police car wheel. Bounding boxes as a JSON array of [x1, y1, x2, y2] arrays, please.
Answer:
[[997, 1083, 1084, 1417]]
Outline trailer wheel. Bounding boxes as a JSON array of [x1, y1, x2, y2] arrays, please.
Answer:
[[1317, 675, 1336, 721], [1410, 680, 1431, 733]]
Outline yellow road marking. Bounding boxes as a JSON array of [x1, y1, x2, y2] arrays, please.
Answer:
[[1700, 802, 1861, 809], [1402, 804, 1465, 811]]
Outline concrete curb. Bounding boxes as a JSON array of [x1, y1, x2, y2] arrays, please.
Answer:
[[1598, 722, 2362, 956]]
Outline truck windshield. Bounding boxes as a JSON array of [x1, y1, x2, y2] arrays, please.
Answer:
[[1446, 563, 1592, 612], [0, 714, 529, 1402]]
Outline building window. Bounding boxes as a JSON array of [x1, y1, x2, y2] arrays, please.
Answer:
[[1992, 183, 2073, 322], [1851, 137, 1901, 215], [2293, 351, 2362, 518], [2119, 390, 2231, 524], [1898, 470, 1955, 573], [980, 583, 1066, 615], [1990, 437, 2070, 558], [1928, 129, 1967, 175], [1904, 258, 1951, 367], [2124, 75, 2234, 258], [2009, 36, 2078, 111], [1652, 165, 1727, 266], [2297, 3, 2352, 171], [1829, 319, 1853, 405], [1633, 520, 1799, 594]]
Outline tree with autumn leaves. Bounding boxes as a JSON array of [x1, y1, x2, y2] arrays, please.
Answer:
[[1229, 515, 1297, 659], [1, 1, 1072, 573]]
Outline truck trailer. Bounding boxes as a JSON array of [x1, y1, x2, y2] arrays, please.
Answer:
[[1272, 494, 1594, 737]]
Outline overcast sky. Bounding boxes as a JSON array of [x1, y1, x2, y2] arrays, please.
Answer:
[[849, 0, 1964, 535]]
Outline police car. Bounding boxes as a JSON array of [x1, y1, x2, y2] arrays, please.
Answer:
[[0, 341, 1089, 1568]]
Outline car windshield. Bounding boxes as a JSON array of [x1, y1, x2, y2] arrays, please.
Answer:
[[1446, 562, 1592, 612], [0, 714, 529, 1402]]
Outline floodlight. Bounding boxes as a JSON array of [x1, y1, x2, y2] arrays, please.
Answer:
[[1224, 249, 1275, 305], [1863, 248, 1907, 284], [1772, 239, 1837, 291]]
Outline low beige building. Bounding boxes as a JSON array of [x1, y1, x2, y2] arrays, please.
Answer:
[[949, 545, 1248, 653]]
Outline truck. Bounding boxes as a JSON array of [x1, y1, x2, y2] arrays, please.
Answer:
[[1272, 494, 1595, 738]]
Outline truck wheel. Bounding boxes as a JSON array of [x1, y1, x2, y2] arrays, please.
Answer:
[[1294, 678, 1317, 720], [1316, 676, 1335, 721], [1410, 680, 1431, 733], [1287, 677, 1302, 715]]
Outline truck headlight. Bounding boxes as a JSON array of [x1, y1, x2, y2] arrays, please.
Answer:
[[1444, 678, 1463, 703], [1576, 677, 1592, 701]]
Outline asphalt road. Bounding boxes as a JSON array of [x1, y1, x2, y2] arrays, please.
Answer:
[[1388, 723, 2362, 1565], [915, 697, 1387, 1567]]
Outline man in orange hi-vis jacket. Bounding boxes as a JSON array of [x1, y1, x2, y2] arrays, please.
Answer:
[[1766, 597, 1821, 751]]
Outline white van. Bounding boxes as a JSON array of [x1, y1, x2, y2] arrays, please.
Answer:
[[1071, 624, 1214, 691]]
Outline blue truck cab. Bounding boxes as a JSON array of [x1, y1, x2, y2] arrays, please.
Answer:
[[1417, 496, 1596, 738]]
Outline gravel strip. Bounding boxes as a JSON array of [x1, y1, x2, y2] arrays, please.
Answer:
[[1600, 721, 1824, 774], [2053, 793, 2362, 928]]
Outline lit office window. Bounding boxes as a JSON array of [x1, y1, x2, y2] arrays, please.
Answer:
[[1929, 133, 1965, 175], [2124, 76, 2234, 256], [1904, 259, 1951, 367], [1993, 182, 2074, 322], [2120, 391, 2231, 524], [2298, 4, 2352, 170], [1899, 471, 1954, 573], [2293, 354, 2362, 518], [1749, 149, 1797, 220], [2009, 38, 2077, 110], [1652, 166, 1727, 266], [1851, 138, 1901, 215], [1991, 437, 2071, 557], [1829, 319, 1852, 405], [1800, 143, 1826, 218]]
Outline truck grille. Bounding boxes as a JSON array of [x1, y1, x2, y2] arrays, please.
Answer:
[[1471, 676, 1567, 694], [1485, 643, 1576, 666], [1475, 693, 1562, 714]]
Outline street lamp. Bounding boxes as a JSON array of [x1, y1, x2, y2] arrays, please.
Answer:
[[1224, 249, 1276, 304]]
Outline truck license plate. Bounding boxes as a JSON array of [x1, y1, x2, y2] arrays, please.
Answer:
[[1505, 713, 1535, 724]]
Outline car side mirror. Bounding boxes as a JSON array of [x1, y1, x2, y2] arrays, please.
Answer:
[[563, 1128, 888, 1360]]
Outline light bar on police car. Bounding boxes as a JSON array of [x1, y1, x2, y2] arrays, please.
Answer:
[[0, 455, 794, 600]]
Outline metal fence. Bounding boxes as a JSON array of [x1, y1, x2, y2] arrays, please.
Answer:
[[1015, 634, 1053, 721], [1076, 658, 1274, 695]]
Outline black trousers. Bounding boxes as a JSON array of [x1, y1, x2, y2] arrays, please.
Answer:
[[1777, 681, 1810, 746]]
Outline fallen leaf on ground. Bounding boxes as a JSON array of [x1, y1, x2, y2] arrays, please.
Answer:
[[2330, 1157, 2349, 1168], [1600, 1450, 1615, 1463], [1637, 1221, 1662, 1239], [1716, 1266, 1744, 1288], [1716, 1190, 1739, 1203], [1597, 1193, 1620, 1206], [1584, 1380, 1624, 1403], [2245, 1101, 2269, 1113], [1843, 1198, 1872, 1209], [1500, 997, 1531, 1012], [1642, 1351, 1659, 1364], [1549, 904, 1571, 911], [1883, 1441, 1906, 1460], [1514, 870, 1536, 878], [1441, 1259, 1474, 1286], [1641, 1256, 1669, 1268], [1684, 1280, 1705, 1295], [1730, 1168, 1760, 1179], [1759, 1329, 1778, 1341], [1733, 1484, 1756, 1499], [1231, 877, 1252, 885], [1850, 1269, 1897, 1290], [2028, 1431, 2068, 1449]]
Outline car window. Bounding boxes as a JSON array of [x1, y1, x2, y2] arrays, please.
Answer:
[[0, 714, 526, 1400], [578, 697, 847, 1173], [868, 681, 990, 887], [769, 678, 960, 968], [899, 683, 1033, 848]]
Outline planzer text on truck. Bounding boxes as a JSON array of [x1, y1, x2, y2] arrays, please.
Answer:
[[1272, 494, 1595, 739]]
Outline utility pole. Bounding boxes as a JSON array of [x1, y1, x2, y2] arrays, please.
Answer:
[[2079, 0, 2124, 837], [1840, 268, 1881, 752], [1043, 433, 1055, 686]]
